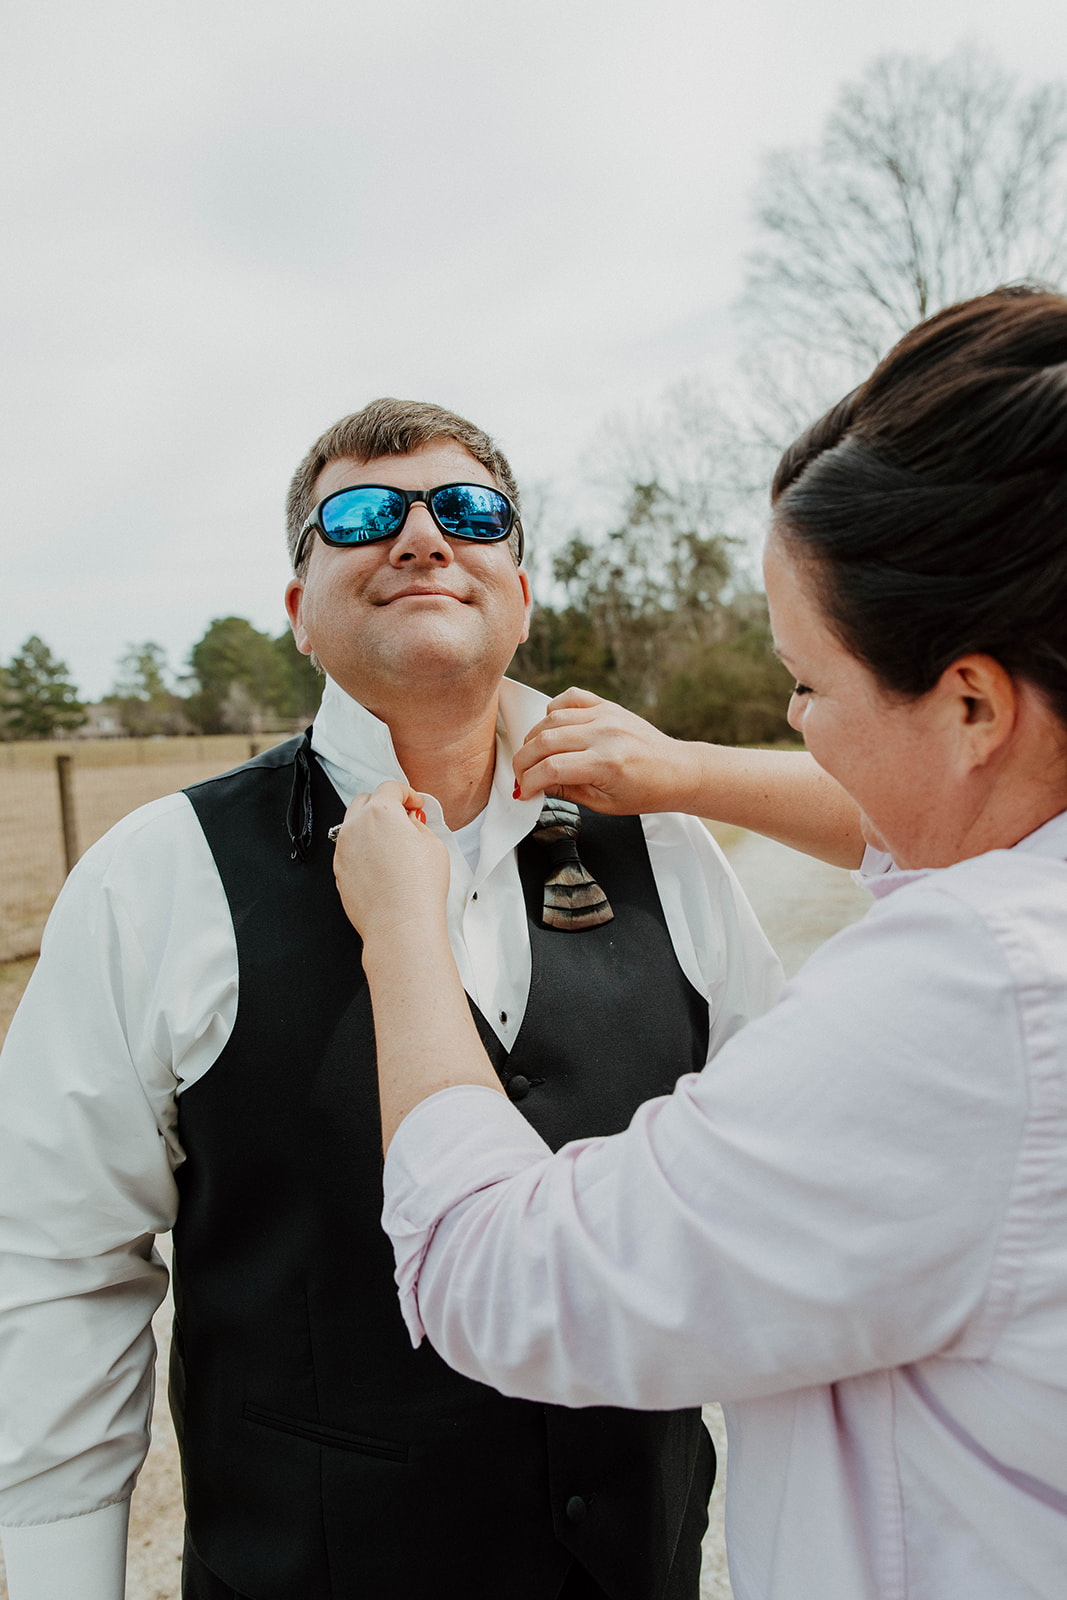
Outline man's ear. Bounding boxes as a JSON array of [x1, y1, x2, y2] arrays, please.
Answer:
[[284, 577, 313, 658], [517, 569, 533, 647], [942, 654, 1018, 766]]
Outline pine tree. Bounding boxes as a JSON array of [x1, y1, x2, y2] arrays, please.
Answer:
[[5, 637, 84, 739]]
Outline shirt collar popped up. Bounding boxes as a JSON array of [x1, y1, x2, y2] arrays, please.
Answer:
[[309, 674, 546, 885]]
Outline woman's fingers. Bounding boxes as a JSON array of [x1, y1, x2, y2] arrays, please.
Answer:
[[332, 783, 448, 940], [545, 686, 604, 713], [514, 696, 644, 802], [514, 692, 693, 813], [513, 711, 608, 803], [514, 750, 624, 811], [513, 687, 608, 795], [333, 781, 426, 833]]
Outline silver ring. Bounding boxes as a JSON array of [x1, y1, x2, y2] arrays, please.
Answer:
[[327, 824, 342, 843]]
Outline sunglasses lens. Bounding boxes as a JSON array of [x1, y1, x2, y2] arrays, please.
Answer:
[[321, 487, 404, 543], [430, 485, 512, 539]]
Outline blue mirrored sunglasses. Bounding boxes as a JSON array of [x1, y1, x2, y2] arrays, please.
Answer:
[[294, 482, 523, 568]]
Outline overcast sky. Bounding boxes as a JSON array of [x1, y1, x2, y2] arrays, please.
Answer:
[[4, 0, 1067, 700]]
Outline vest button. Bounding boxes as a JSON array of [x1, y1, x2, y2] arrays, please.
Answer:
[[565, 1495, 588, 1524], [506, 1074, 531, 1102]]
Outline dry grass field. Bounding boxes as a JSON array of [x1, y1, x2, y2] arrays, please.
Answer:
[[0, 735, 293, 963]]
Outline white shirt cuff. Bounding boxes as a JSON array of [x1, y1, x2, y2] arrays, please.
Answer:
[[382, 1086, 551, 1348], [1, 1499, 129, 1600]]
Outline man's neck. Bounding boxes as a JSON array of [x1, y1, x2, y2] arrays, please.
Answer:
[[386, 697, 500, 832]]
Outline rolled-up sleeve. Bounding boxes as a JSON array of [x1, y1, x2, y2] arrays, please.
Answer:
[[382, 886, 1027, 1410], [385, 1086, 554, 1347]]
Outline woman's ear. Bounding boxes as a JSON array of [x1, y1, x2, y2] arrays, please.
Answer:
[[941, 655, 1017, 766]]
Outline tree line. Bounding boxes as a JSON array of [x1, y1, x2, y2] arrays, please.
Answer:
[[6, 46, 1066, 747], [0, 622, 322, 741], [1, 573, 794, 746], [512, 477, 795, 744]]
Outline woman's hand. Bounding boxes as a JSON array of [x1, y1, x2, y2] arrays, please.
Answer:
[[332, 782, 505, 1151], [332, 782, 449, 946], [513, 688, 703, 814]]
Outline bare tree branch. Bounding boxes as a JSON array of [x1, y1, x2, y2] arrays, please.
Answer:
[[742, 47, 1067, 439]]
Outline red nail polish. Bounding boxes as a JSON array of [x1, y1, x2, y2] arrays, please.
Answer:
[[513, 782, 521, 799], [415, 808, 427, 825]]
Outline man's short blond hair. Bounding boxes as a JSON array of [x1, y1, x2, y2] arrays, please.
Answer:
[[286, 398, 522, 576]]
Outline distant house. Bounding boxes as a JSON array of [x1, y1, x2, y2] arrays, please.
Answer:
[[75, 701, 127, 739]]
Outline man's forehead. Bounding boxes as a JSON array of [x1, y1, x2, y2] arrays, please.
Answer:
[[312, 442, 496, 502]]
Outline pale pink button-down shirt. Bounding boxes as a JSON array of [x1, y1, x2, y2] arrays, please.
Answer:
[[384, 813, 1067, 1600]]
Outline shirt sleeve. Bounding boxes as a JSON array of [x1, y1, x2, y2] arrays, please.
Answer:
[[640, 812, 784, 1052], [382, 885, 1027, 1408], [0, 794, 237, 1598], [1, 1503, 129, 1600]]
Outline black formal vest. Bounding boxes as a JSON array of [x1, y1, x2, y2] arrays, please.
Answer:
[[173, 737, 712, 1600]]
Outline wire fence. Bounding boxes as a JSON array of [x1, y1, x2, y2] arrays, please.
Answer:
[[0, 734, 293, 964]]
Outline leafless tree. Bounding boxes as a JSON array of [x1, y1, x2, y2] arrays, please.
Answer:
[[575, 375, 772, 577], [742, 48, 1067, 438]]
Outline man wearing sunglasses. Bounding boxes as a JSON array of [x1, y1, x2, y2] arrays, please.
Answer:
[[0, 400, 780, 1600]]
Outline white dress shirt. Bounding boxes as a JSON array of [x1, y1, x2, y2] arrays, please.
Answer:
[[383, 813, 1067, 1600], [0, 676, 781, 1599]]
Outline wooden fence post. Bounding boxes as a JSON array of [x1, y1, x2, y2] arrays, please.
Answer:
[[55, 753, 79, 876]]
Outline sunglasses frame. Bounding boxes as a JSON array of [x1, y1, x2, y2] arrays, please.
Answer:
[[294, 482, 524, 569]]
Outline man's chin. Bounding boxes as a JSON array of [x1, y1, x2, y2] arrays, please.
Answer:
[[327, 639, 506, 700]]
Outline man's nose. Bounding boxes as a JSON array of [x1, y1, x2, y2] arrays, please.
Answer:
[[388, 504, 454, 565]]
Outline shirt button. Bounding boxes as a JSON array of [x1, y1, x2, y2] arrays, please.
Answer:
[[506, 1074, 531, 1102], [499, 1010, 508, 1024], [565, 1495, 588, 1524], [471, 891, 478, 902]]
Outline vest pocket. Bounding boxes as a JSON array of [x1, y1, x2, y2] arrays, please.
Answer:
[[243, 1401, 409, 1462]]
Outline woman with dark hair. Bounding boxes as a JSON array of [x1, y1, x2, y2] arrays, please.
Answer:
[[332, 289, 1067, 1599]]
